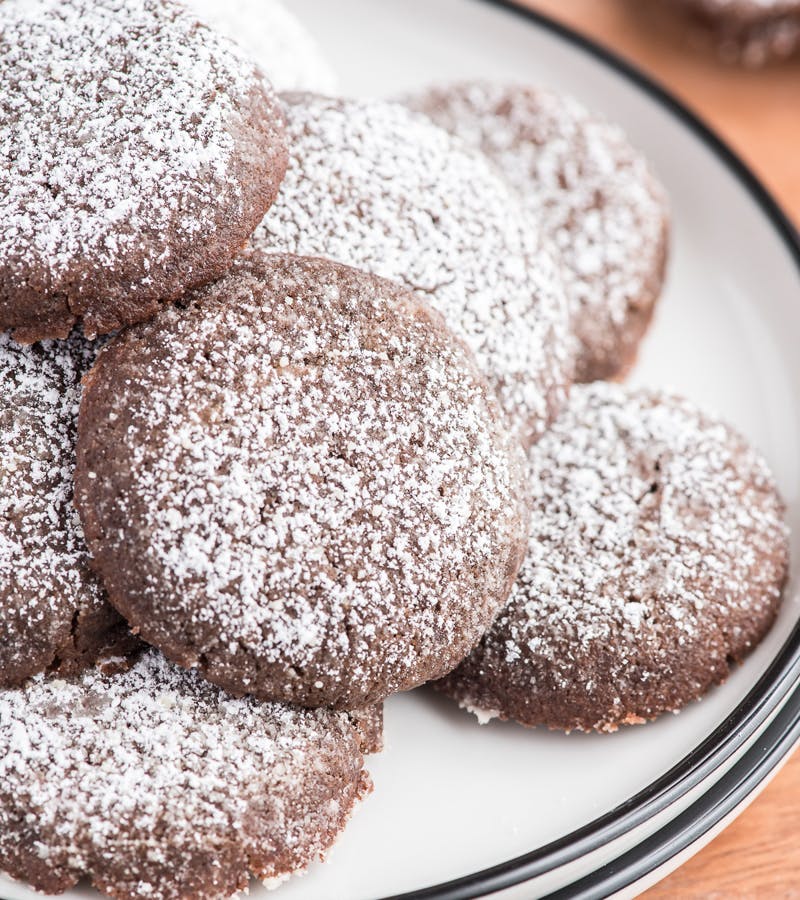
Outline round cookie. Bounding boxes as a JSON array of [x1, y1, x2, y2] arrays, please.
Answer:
[[437, 383, 789, 733], [187, 0, 337, 92], [0, 332, 138, 689], [250, 93, 571, 447], [404, 82, 670, 384], [75, 253, 531, 709], [0, 649, 373, 899], [673, 0, 800, 65], [0, 0, 288, 343]]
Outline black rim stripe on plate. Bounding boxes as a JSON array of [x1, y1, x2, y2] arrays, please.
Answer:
[[381, 2, 800, 898], [542, 679, 800, 899]]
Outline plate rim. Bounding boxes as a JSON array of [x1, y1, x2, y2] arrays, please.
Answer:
[[379, 2, 800, 898], [542, 677, 800, 899]]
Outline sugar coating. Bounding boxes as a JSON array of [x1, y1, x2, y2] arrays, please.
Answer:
[[0, 0, 284, 337], [0, 333, 114, 686], [0, 649, 371, 899], [440, 383, 789, 732], [76, 255, 530, 709], [405, 83, 669, 383], [251, 94, 571, 446], [186, 0, 337, 92]]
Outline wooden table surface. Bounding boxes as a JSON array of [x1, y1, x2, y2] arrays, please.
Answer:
[[518, 1, 800, 896]]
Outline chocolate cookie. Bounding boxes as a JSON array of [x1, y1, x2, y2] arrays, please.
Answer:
[[404, 82, 670, 383], [251, 93, 571, 447], [438, 383, 789, 733], [75, 254, 531, 709], [673, 0, 800, 65], [0, 649, 373, 899], [0, 0, 287, 343], [0, 332, 138, 689], [187, 0, 337, 92]]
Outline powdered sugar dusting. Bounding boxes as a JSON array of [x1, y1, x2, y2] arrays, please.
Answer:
[[251, 94, 571, 445], [405, 82, 669, 382], [0, 0, 279, 324], [77, 255, 529, 708], [516, 384, 785, 649], [186, 0, 337, 92], [444, 383, 789, 730], [0, 333, 110, 685], [0, 649, 370, 895]]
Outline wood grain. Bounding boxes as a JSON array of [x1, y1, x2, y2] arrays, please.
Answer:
[[516, 1, 800, 894], [645, 753, 800, 898]]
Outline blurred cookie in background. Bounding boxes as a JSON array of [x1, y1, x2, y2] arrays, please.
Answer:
[[656, 0, 800, 65]]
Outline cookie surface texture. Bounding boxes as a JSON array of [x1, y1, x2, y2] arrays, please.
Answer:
[[405, 81, 669, 383], [75, 253, 531, 708], [0, 649, 372, 900], [437, 383, 789, 732], [0, 0, 288, 341], [0, 332, 137, 689], [251, 93, 571, 447]]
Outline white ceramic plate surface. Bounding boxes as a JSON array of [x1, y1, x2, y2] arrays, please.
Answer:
[[3, 2, 800, 899]]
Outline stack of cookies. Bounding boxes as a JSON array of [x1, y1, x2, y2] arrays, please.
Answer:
[[0, 1, 790, 899]]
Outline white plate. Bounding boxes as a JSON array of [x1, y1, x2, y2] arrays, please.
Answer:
[[4, 2, 800, 899]]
